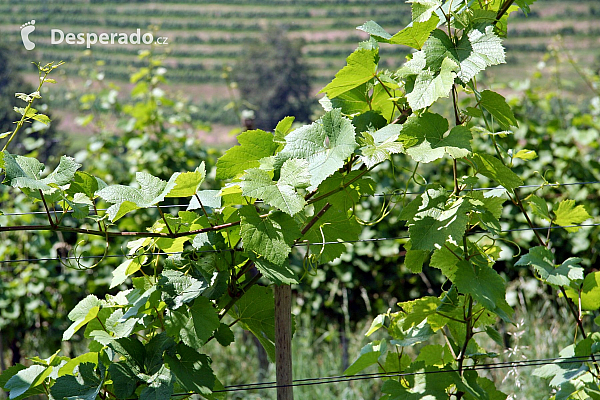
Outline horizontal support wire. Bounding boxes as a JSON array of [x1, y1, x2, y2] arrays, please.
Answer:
[[168, 355, 596, 395], [0, 181, 599, 217], [1, 222, 599, 265]]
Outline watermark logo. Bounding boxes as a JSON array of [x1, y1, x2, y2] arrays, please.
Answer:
[[18, 21, 168, 50], [51, 29, 168, 49], [21, 20, 36, 50]]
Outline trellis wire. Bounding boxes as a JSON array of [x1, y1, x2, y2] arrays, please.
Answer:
[[1, 180, 598, 217], [1, 222, 599, 265], [167, 355, 597, 394]]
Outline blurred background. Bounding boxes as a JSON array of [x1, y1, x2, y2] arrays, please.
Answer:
[[1, 1, 600, 398]]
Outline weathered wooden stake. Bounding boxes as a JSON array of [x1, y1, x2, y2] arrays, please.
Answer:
[[274, 284, 293, 400]]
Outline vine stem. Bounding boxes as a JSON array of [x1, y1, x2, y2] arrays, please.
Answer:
[[194, 194, 214, 226], [512, 191, 547, 247], [455, 295, 474, 400], [157, 206, 174, 236], [40, 191, 56, 228], [301, 203, 332, 235], [495, 0, 517, 23]]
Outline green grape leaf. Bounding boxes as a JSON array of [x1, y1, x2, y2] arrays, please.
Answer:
[[479, 90, 518, 129], [533, 357, 587, 388], [0, 365, 26, 390], [120, 286, 158, 322], [165, 163, 205, 198], [303, 206, 362, 263], [109, 337, 145, 374], [513, 149, 537, 160], [43, 156, 82, 186], [398, 296, 441, 330], [103, 309, 137, 339], [454, 260, 513, 322], [50, 363, 104, 400], [108, 362, 138, 399], [216, 129, 278, 180], [275, 109, 357, 190], [165, 344, 215, 396], [405, 248, 429, 273], [565, 272, 600, 311], [165, 308, 202, 349], [31, 113, 50, 124], [366, 314, 386, 337], [516, 247, 584, 288], [454, 26, 506, 83], [415, 29, 456, 73], [390, 15, 440, 49], [356, 20, 392, 42], [526, 194, 550, 221], [452, 370, 489, 400], [240, 159, 309, 216], [1, 152, 45, 190], [189, 297, 220, 345], [352, 110, 387, 133], [229, 285, 276, 362], [402, 113, 471, 163], [382, 369, 453, 399], [515, 0, 536, 16], [214, 323, 235, 347], [63, 295, 101, 341], [553, 200, 591, 232], [410, 0, 442, 22], [2, 152, 81, 192], [312, 170, 376, 212], [324, 83, 370, 115], [406, 57, 458, 110], [473, 153, 523, 191], [240, 207, 301, 266], [274, 116, 295, 143], [359, 125, 404, 168], [409, 197, 470, 251], [144, 333, 176, 377], [139, 366, 174, 400], [188, 189, 221, 211], [254, 258, 299, 285], [96, 172, 178, 221], [320, 48, 378, 99], [430, 245, 459, 281], [391, 321, 435, 347], [4, 365, 48, 400], [415, 344, 453, 367], [158, 269, 208, 310], [345, 341, 387, 376], [110, 256, 146, 289]]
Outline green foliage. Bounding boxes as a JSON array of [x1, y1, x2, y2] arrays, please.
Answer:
[[2, 1, 600, 399]]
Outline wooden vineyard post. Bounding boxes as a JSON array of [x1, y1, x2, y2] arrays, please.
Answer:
[[274, 284, 293, 400]]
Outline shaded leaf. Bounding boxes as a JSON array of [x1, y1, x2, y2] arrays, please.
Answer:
[[454, 260, 513, 322], [479, 90, 518, 129], [240, 207, 301, 266]]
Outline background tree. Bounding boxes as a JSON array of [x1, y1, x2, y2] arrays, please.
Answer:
[[234, 26, 314, 130]]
